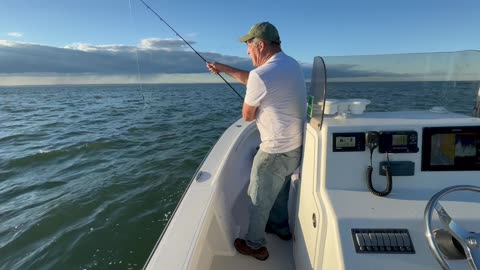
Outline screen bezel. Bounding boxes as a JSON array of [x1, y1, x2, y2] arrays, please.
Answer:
[[422, 126, 480, 171]]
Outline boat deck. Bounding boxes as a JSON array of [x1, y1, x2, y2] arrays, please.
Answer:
[[211, 234, 295, 270], [211, 179, 296, 270]]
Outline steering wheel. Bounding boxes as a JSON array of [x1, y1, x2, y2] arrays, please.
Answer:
[[424, 185, 480, 270]]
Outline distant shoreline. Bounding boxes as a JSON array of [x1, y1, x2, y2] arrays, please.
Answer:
[[0, 80, 478, 88]]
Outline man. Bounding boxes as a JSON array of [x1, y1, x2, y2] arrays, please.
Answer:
[[206, 22, 307, 261]]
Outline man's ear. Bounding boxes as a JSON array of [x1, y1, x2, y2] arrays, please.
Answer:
[[258, 40, 266, 51]]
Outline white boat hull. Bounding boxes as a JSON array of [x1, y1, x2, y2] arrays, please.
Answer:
[[145, 111, 480, 270]]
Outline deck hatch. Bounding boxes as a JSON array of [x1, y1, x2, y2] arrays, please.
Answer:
[[351, 229, 415, 254]]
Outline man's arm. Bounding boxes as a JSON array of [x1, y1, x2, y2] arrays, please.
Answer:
[[242, 102, 257, 122], [206, 62, 249, 85]]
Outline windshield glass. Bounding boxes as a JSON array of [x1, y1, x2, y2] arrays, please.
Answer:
[[310, 50, 480, 120]]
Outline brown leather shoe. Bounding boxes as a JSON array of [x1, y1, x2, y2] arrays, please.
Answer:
[[234, 238, 269, 261]]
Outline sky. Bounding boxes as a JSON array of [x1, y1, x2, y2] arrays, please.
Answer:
[[0, 0, 479, 85]]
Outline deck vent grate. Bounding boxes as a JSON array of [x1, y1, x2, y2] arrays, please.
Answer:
[[351, 228, 415, 254]]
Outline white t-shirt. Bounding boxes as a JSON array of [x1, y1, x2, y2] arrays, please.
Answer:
[[245, 52, 307, 154]]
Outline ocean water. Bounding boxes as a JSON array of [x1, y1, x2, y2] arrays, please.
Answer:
[[0, 81, 477, 270]]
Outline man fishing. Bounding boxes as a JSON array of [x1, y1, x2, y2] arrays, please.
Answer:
[[207, 22, 307, 261]]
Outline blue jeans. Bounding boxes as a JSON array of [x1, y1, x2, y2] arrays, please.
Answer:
[[245, 146, 302, 249]]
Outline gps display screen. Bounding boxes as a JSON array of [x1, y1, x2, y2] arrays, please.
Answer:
[[422, 126, 480, 171]]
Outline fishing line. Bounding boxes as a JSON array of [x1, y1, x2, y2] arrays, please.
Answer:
[[128, 0, 148, 109], [136, 0, 244, 101]]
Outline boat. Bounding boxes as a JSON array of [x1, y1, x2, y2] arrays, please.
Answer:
[[144, 50, 480, 270]]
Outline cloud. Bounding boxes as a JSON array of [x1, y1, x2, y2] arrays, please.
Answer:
[[139, 38, 195, 51], [322, 51, 480, 82], [63, 43, 135, 52], [300, 62, 409, 82], [326, 64, 409, 79], [7, 32, 23, 38], [0, 38, 253, 79], [4, 38, 470, 85]]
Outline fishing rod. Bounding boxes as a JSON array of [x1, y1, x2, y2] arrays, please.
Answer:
[[137, 0, 244, 101]]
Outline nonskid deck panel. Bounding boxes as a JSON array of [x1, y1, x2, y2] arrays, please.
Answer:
[[211, 234, 295, 270]]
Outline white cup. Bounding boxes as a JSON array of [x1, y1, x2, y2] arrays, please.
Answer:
[[348, 99, 371, 114], [320, 99, 338, 115]]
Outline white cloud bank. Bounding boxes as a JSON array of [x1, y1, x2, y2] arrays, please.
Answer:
[[0, 38, 476, 86], [0, 38, 254, 85]]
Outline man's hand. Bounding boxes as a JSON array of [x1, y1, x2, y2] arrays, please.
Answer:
[[206, 62, 226, 74], [206, 62, 250, 85]]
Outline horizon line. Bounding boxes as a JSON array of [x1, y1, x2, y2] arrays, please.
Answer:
[[1, 80, 479, 88]]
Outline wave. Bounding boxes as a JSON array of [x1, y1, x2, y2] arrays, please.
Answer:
[[0, 133, 47, 144], [0, 181, 67, 206], [4, 138, 132, 169]]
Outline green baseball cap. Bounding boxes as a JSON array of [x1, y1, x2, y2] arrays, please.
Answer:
[[239, 22, 281, 44]]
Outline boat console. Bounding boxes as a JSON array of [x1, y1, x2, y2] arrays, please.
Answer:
[[294, 52, 480, 270], [295, 110, 480, 269]]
